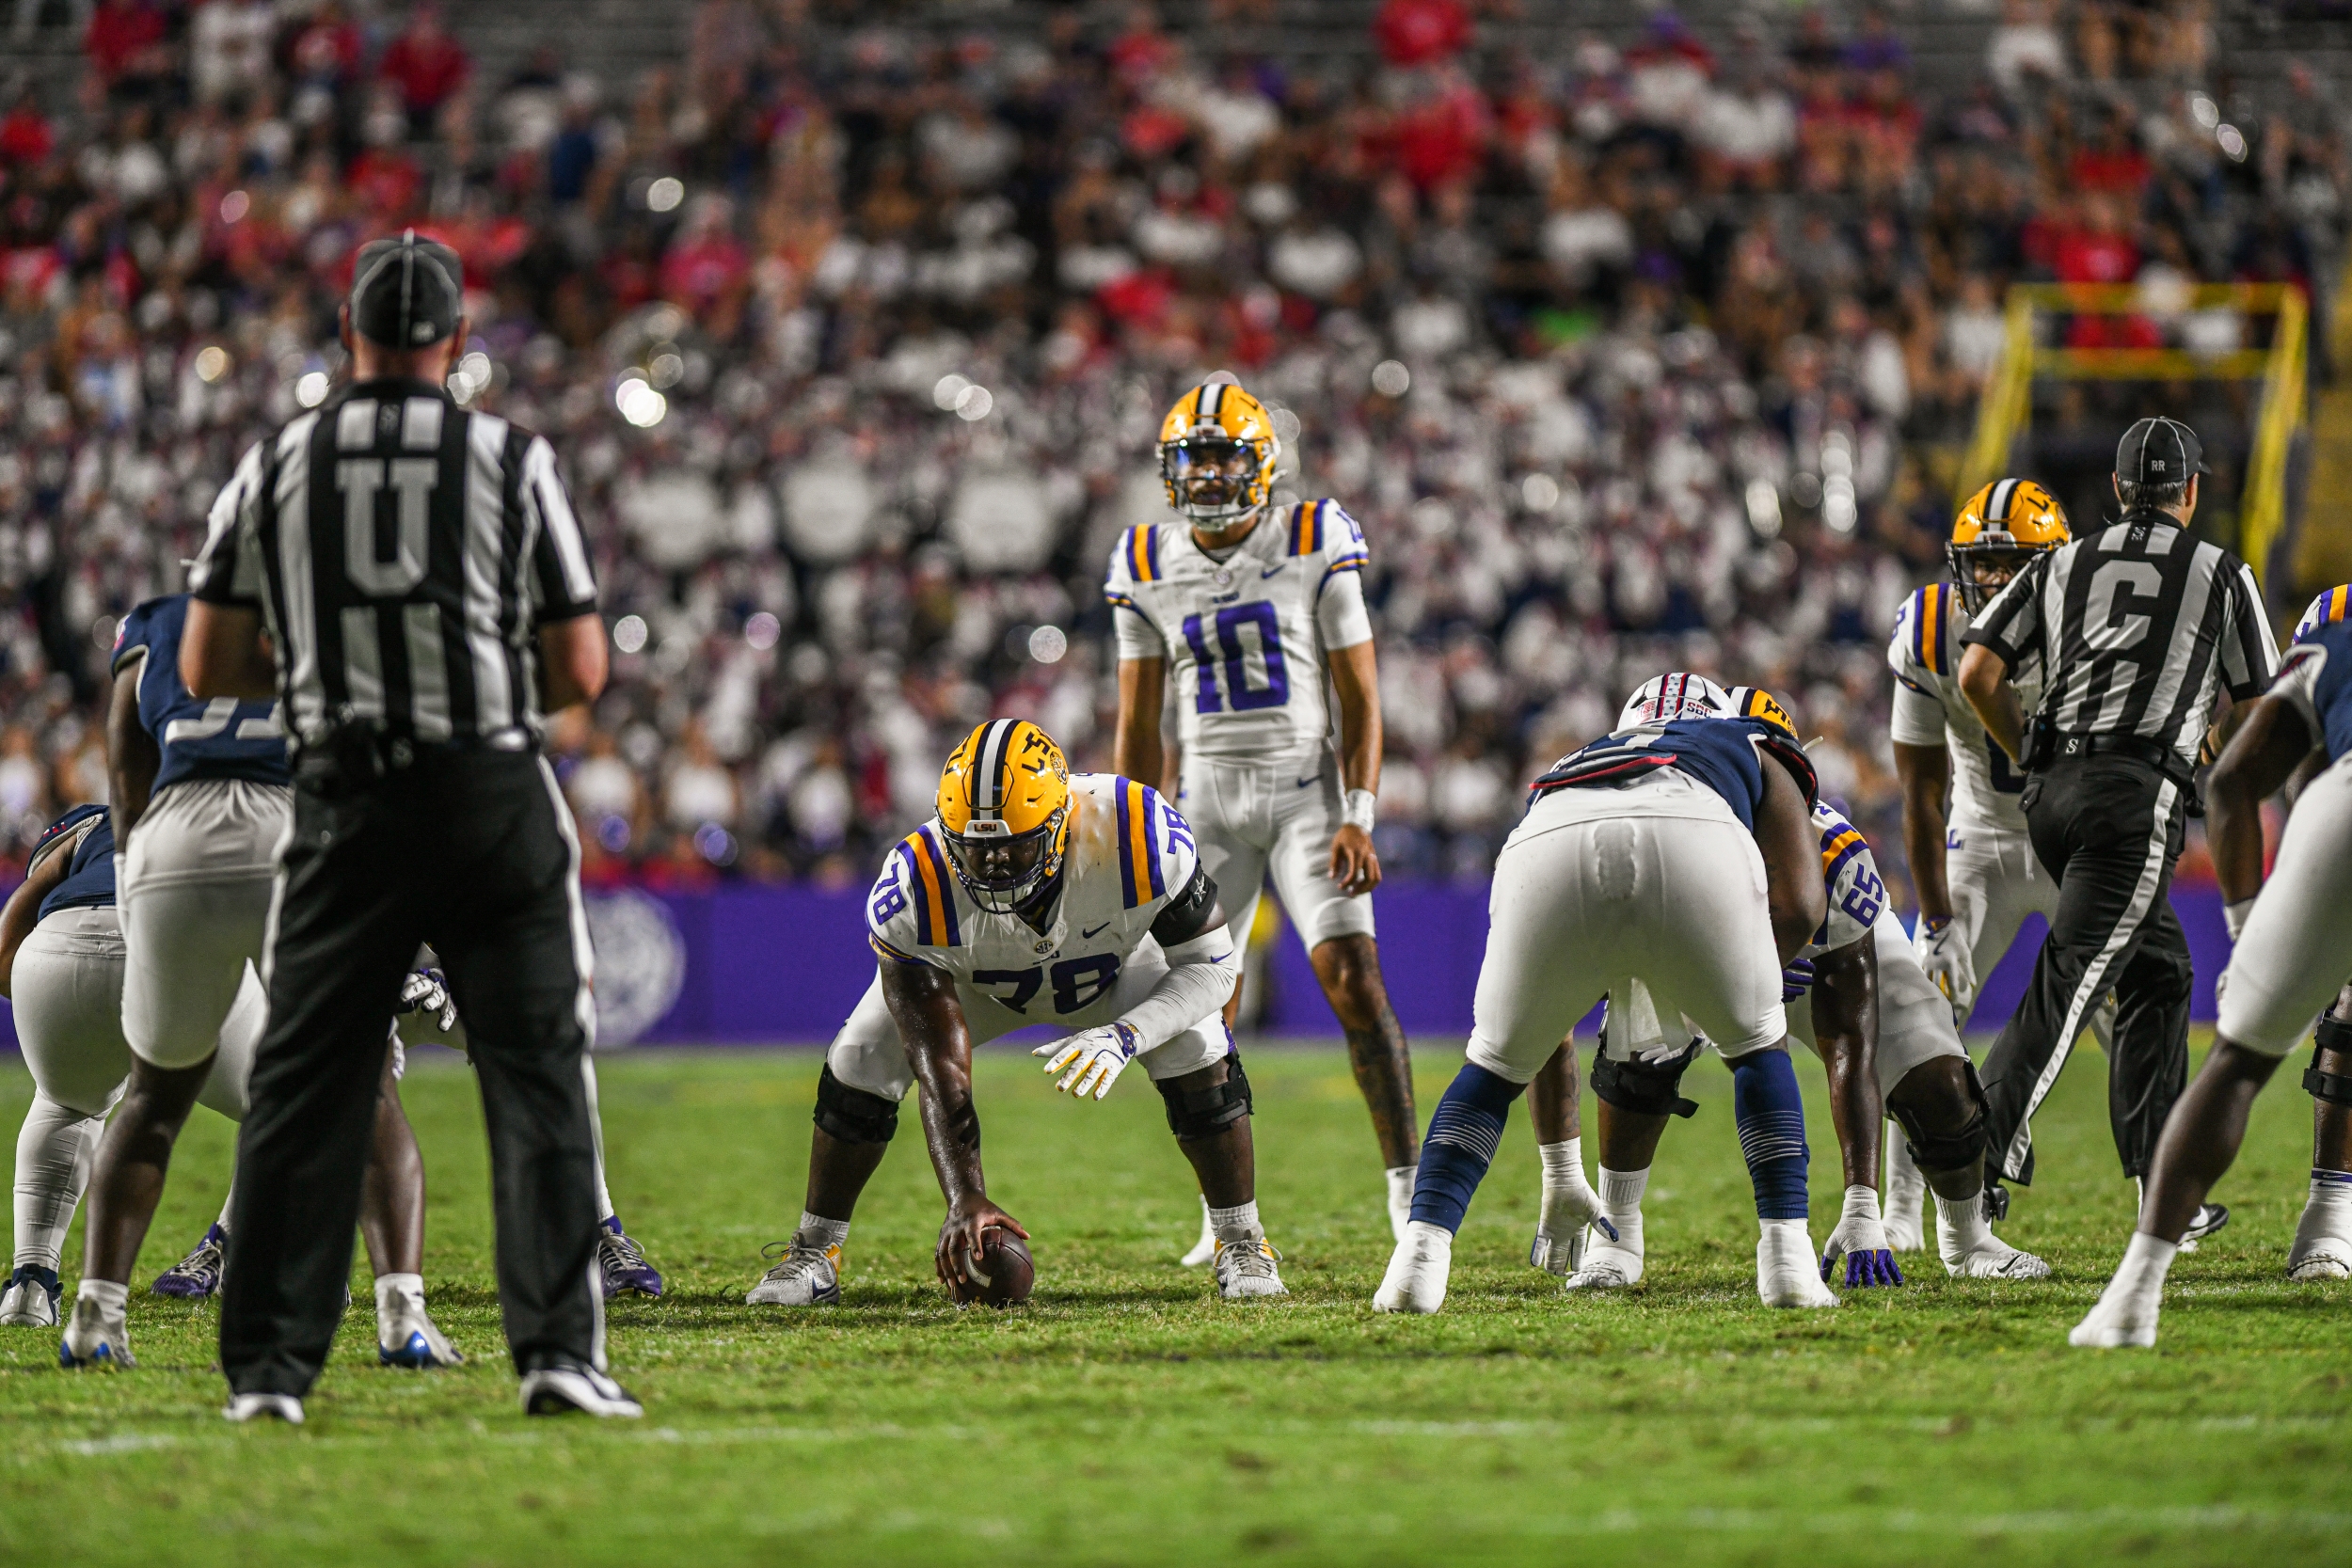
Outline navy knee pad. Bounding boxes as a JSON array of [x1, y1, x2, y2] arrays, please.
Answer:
[[1157, 1054, 1253, 1140], [813, 1065, 900, 1145]]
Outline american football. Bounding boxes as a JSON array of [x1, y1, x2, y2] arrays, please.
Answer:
[[3, 0, 2351, 1563]]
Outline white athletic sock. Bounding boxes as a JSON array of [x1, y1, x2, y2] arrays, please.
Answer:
[[2306, 1169, 2352, 1227], [1933, 1183, 1994, 1254], [215, 1184, 234, 1232], [1209, 1199, 1262, 1242], [1386, 1165, 1416, 1208], [373, 1272, 424, 1312], [797, 1212, 850, 1251], [1597, 1165, 1648, 1254], [76, 1276, 129, 1315], [14, 1093, 101, 1273], [2109, 1231, 2179, 1308]]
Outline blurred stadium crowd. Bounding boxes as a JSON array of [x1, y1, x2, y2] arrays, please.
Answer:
[[0, 0, 2341, 894]]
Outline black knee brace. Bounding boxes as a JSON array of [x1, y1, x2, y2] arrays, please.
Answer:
[[2309, 1014, 2352, 1106], [1894, 1059, 1990, 1174], [1158, 1054, 1253, 1141], [1590, 1040, 1701, 1119], [813, 1065, 900, 1145]]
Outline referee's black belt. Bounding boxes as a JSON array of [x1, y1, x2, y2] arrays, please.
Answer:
[[2043, 732, 2197, 788]]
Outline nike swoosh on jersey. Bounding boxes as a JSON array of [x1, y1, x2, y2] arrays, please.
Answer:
[[1261, 564, 1287, 578], [1295, 776, 1315, 788], [1081, 921, 1111, 938]]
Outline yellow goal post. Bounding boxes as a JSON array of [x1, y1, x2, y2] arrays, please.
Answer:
[[1955, 281, 2308, 591]]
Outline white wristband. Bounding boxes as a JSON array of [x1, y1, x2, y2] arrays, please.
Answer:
[[2224, 896, 2257, 942], [1841, 1184, 1883, 1225], [1342, 789, 1376, 832]]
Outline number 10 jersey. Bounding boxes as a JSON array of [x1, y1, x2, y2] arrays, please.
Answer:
[[1105, 500, 1375, 772], [1887, 582, 2041, 839]]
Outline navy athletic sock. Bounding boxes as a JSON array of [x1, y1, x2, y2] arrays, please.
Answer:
[[1408, 1063, 1526, 1232], [1730, 1048, 1809, 1220]]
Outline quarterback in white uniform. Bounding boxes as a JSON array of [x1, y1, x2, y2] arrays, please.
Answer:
[[1108, 379, 1420, 1256], [1519, 676, 2047, 1295], [1889, 479, 2115, 1236], [746, 720, 1284, 1305]]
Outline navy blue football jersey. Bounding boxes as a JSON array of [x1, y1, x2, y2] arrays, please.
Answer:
[[2273, 619, 2352, 765], [33, 804, 116, 921], [112, 594, 290, 791], [1529, 716, 1820, 830]]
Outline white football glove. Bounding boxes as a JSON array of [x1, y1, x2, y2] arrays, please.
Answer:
[[1820, 1185, 1903, 1289], [1034, 1022, 1141, 1101], [396, 968, 458, 1033], [1913, 916, 1976, 1024]]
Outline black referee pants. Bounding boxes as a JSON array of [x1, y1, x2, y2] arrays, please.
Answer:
[[219, 749, 603, 1397], [1981, 754, 2194, 1187]]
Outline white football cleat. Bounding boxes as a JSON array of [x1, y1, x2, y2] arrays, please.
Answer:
[[0, 1266, 62, 1327], [1373, 1220, 1452, 1313], [58, 1292, 135, 1369], [1212, 1233, 1288, 1299], [1942, 1233, 2053, 1280], [224, 1392, 305, 1424], [2286, 1232, 2352, 1281], [2069, 1288, 2159, 1348], [1563, 1236, 1645, 1291], [745, 1234, 843, 1306], [519, 1362, 643, 1418], [376, 1284, 464, 1369], [1756, 1223, 1838, 1308], [1180, 1196, 1216, 1267]]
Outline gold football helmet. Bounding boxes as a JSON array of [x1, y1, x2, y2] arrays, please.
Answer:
[[937, 720, 1073, 913], [1157, 381, 1280, 526], [1950, 480, 2069, 613]]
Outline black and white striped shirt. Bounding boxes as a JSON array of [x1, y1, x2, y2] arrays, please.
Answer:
[[189, 376, 598, 751], [1961, 509, 2279, 767]]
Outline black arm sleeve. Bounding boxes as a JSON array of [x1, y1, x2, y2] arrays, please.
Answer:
[[1149, 863, 1222, 948]]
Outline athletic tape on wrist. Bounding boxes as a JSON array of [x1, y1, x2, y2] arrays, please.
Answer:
[[1343, 789, 1376, 833]]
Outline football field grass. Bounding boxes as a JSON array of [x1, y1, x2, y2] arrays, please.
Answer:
[[0, 1036, 2346, 1566]]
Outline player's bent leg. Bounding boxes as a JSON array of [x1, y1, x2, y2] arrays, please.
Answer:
[[67, 1053, 218, 1368], [1561, 1041, 1695, 1290], [1885, 1057, 2048, 1280], [1724, 1041, 1837, 1309], [1154, 1053, 1283, 1299], [748, 1067, 899, 1307], [8, 923, 130, 1330], [2290, 1006, 2352, 1280]]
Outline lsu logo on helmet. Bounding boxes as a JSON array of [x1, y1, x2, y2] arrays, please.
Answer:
[[937, 719, 1073, 913], [1157, 380, 1280, 525], [1950, 479, 2068, 613]]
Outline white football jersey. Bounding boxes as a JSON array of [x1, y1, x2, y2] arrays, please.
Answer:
[[1887, 582, 2041, 837], [1105, 499, 1373, 768], [866, 774, 1203, 1035], [1803, 802, 1890, 960]]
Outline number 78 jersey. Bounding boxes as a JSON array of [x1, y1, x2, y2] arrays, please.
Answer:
[[1104, 500, 1375, 768], [1887, 583, 2040, 837]]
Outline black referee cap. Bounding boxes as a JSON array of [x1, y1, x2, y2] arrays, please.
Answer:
[[2115, 417, 2211, 485], [349, 230, 463, 349]]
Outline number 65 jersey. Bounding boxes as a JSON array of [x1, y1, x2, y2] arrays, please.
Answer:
[[1104, 500, 1375, 770], [1887, 583, 2042, 839]]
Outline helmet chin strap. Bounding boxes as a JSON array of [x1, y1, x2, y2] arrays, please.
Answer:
[[1187, 501, 1265, 552]]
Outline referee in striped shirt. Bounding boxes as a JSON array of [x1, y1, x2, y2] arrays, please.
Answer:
[[1957, 417, 2280, 1222], [181, 233, 640, 1420]]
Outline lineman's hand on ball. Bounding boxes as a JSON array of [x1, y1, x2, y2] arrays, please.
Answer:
[[935, 1199, 1028, 1294], [1034, 1022, 1140, 1101], [1328, 824, 1381, 896], [396, 968, 458, 1032], [1914, 916, 1977, 1023]]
